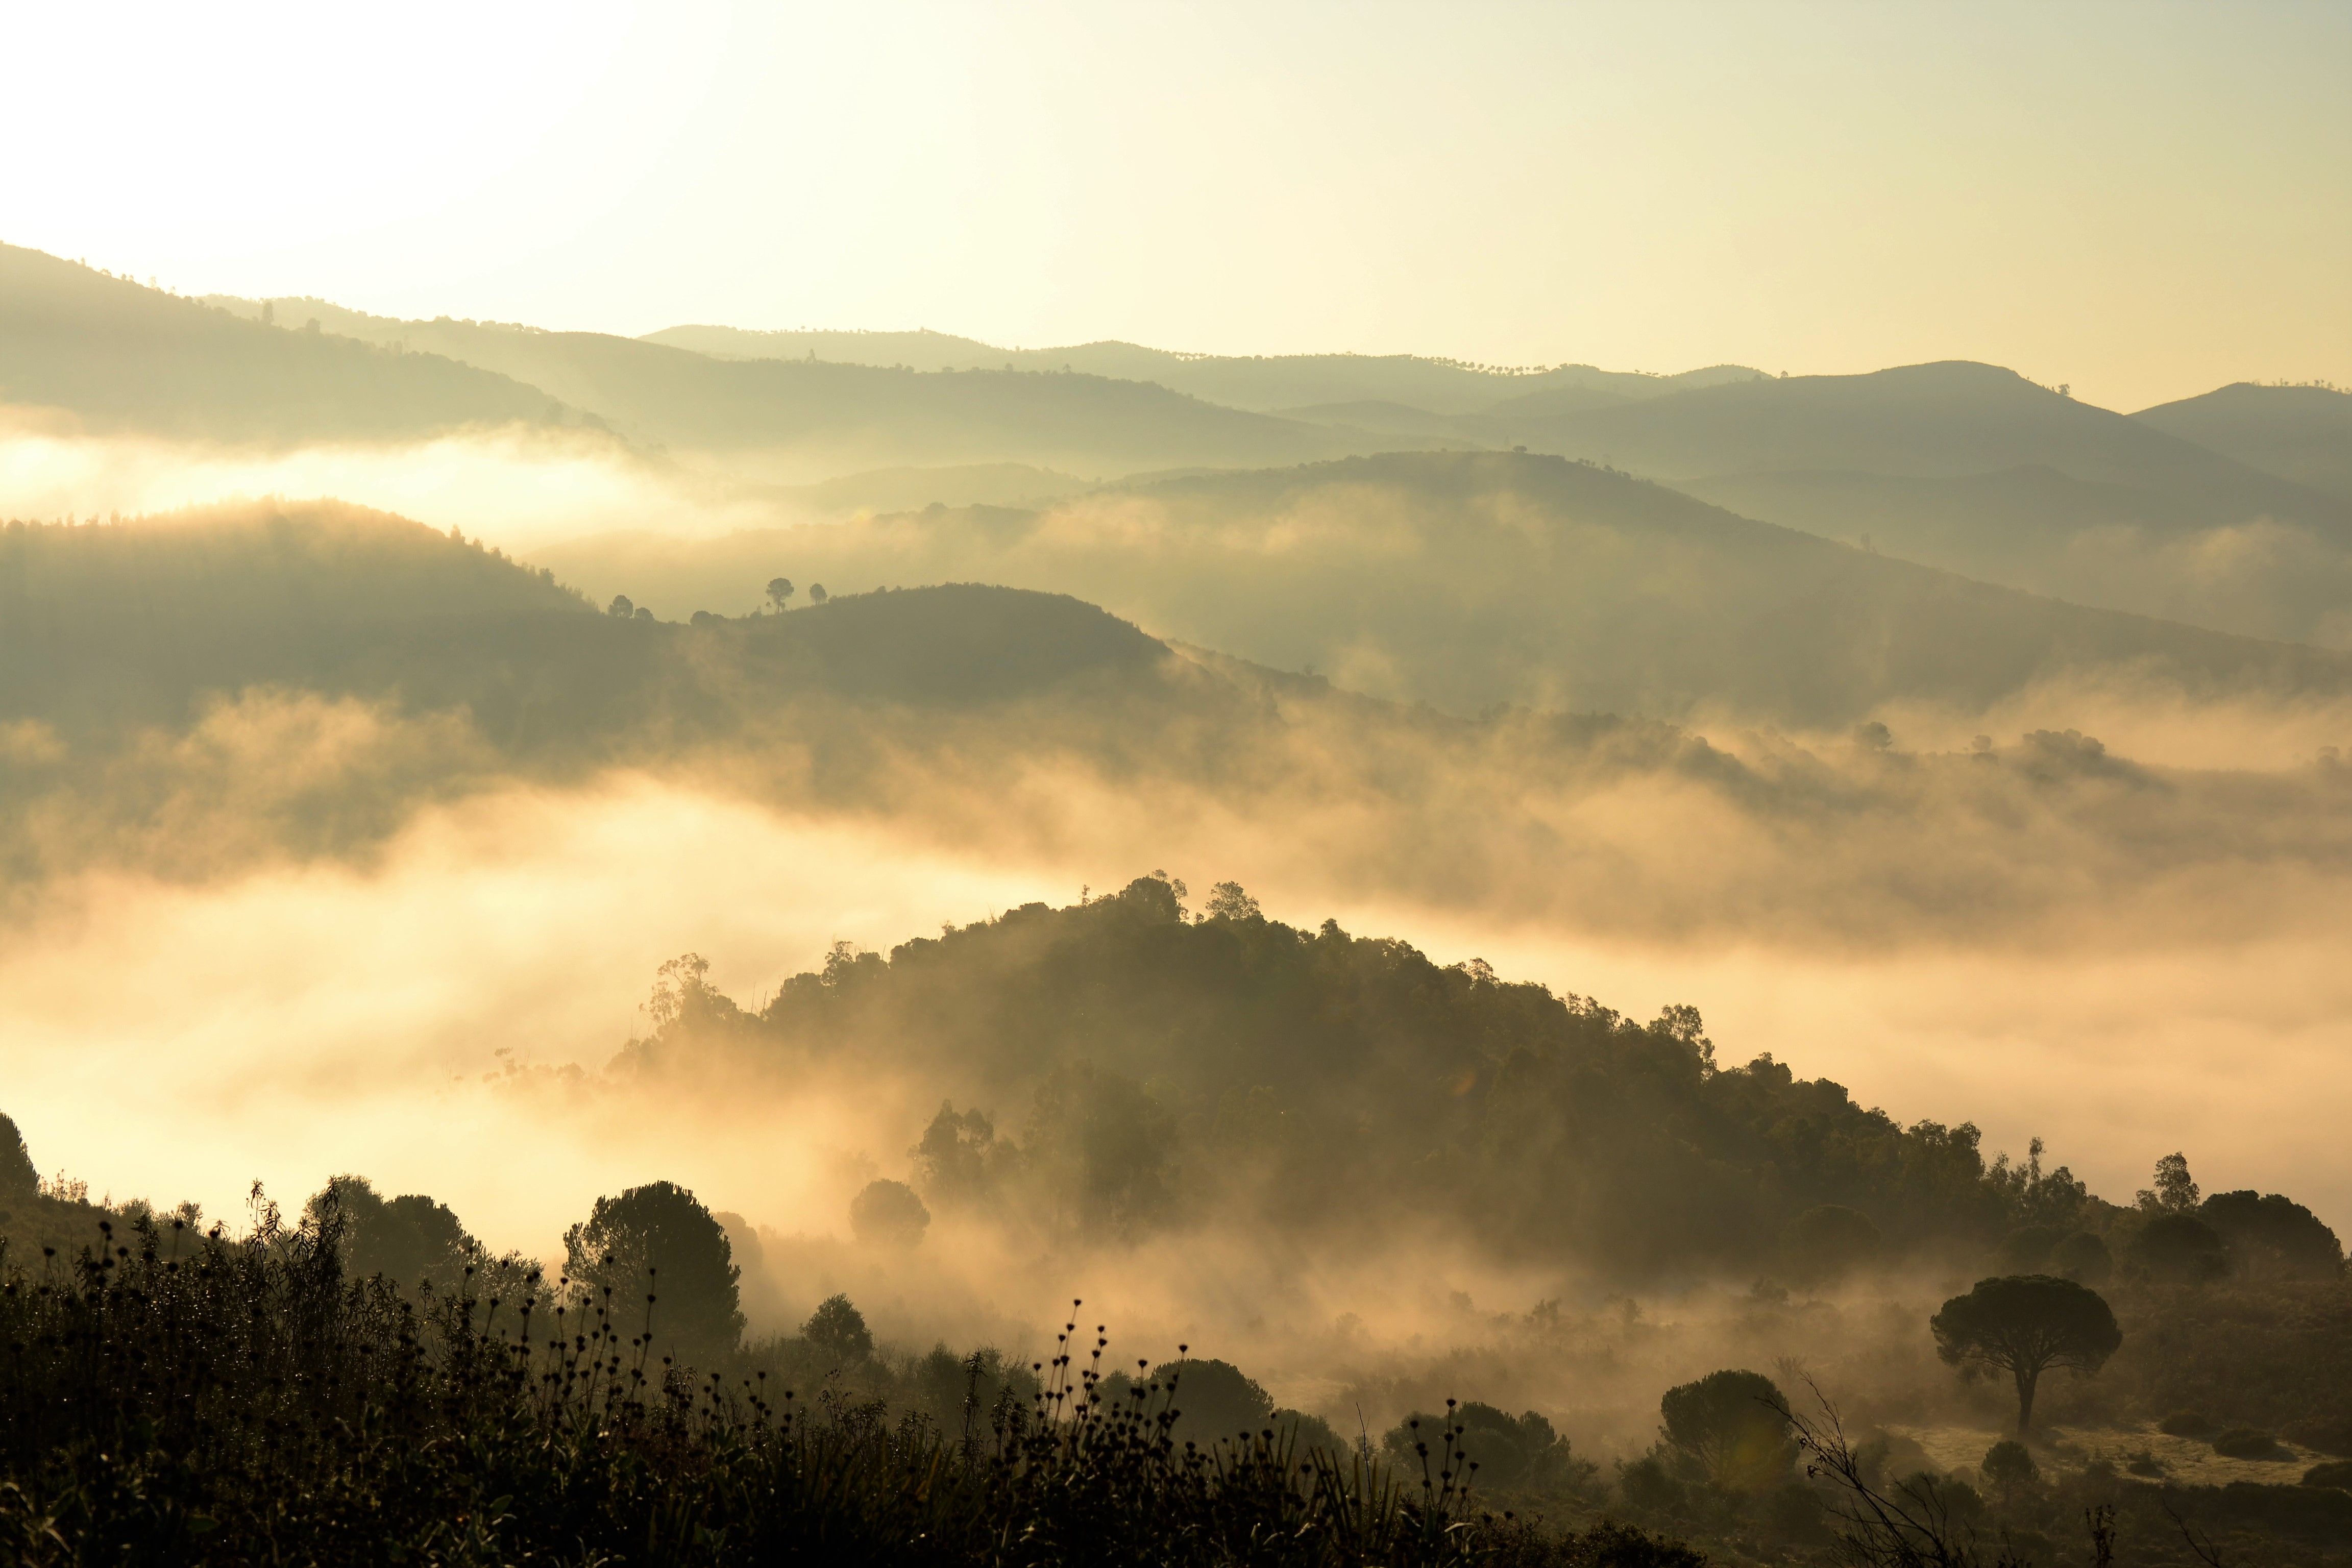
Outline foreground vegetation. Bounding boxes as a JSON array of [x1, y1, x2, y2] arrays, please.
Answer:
[[0, 1198, 1711, 1566]]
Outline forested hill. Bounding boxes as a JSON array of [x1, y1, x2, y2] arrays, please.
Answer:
[[616, 873, 2343, 1285], [0, 505, 1177, 744], [0, 245, 582, 442]]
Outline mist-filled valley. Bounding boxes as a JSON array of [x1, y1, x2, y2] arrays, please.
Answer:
[[4, 210, 2350, 1566]]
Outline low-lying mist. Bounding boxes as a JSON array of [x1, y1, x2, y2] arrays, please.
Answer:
[[0, 418, 778, 554], [6, 764, 2345, 1277]]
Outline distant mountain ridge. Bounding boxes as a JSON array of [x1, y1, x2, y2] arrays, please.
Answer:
[[2132, 383, 2352, 506], [194, 292, 1447, 476], [640, 323, 1762, 415], [0, 244, 585, 443]]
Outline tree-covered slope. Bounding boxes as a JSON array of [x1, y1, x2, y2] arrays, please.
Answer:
[[620, 873, 2109, 1279]]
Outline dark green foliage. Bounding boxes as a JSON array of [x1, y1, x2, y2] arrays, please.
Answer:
[[804, 1293, 875, 1363], [2130, 1212, 2232, 1284], [2201, 1190, 2346, 1280], [1931, 1275, 2122, 1434], [850, 1179, 932, 1246], [1148, 1359, 1273, 1447], [2051, 1229, 2113, 1285], [0, 1226, 1683, 1565], [1657, 1370, 1795, 1494], [2213, 1428, 2293, 1460], [1979, 1438, 2038, 1499], [562, 1180, 744, 1364], [304, 1175, 479, 1294], [0, 1113, 34, 1203], [1382, 1404, 1592, 1496], [1781, 1204, 1882, 1284], [630, 880, 2075, 1280]]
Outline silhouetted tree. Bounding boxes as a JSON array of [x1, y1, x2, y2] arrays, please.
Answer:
[[806, 583, 828, 604], [2128, 1213, 2230, 1284], [1154, 1358, 1274, 1446], [2050, 1230, 2113, 1285], [2199, 1190, 2345, 1279], [607, 594, 633, 618], [849, 1179, 930, 1246], [1980, 1438, 2038, 1504], [2137, 1152, 2200, 1213], [0, 1112, 36, 1203], [562, 1181, 743, 1364], [304, 1175, 477, 1292], [803, 1293, 872, 1362], [1204, 880, 1261, 921], [1930, 1276, 2120, 1434], [765, 577, 794, 613], [1658, 1369, 1796, 1492], [912, 1104, 1013, 1205]]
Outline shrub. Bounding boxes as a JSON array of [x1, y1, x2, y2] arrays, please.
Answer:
[[2161, 1410, 2219, 1438], [1659, 1369, 1796, 1493], [2050, 1230, 2113, 1285], [2212, 1427, 2291, 1460], [849, 1178, 932, 1246], [803, 1292, 875, 1362], [2129, 1213, 2230, 1284], [1981, 1437, 2039, 1498], [2305, 1460, 2352, 1491]]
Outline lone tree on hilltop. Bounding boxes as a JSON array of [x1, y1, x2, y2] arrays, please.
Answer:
[[2137, 1152, 2199, 1213], [1659, 1369, 1796, 1493], [1931, 1275, 2120, 1435], [564, 1181, 743, 1364], [765, 577, 794, 613]]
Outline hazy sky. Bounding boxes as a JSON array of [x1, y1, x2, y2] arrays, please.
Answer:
[[7, 0, 2346, 409]]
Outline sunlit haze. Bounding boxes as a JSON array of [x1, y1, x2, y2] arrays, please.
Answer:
[[6, 0, 2347, 408], [3, 5, 2349, 1557]]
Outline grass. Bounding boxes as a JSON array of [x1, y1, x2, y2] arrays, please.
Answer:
[[0, 1207, 1700, 1566]]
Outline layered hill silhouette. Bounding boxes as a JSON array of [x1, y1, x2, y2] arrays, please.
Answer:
[[0, 245, 583, 443], [540, 450, 2352, 728], [197, 295, 1431, 476], [640, 323, 1761, 414], [1474, 362, 2352, 645], [9, 501, 2347, 949], [2132, 383, 2352, 507]]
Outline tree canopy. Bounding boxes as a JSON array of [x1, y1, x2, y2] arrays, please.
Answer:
[[1657, 1370, 1796, 1493], [562, 1181, 743, 1362], [1930, 1275, 2122, 1434]]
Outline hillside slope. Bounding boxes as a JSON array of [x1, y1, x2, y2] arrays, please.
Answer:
[[1503, 362, 2352, 645], [201, 300, 1433, 476], [0, 247, 580, 442], [641, 323, 1760, 415], [2132, 383, 2352, 506], [537, 450, 2352, 728]]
